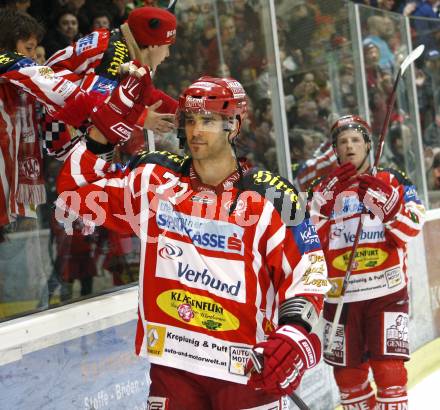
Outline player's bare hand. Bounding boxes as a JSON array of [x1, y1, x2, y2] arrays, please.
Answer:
[[143, 100, 176, 135]]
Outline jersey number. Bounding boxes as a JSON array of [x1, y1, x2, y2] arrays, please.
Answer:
[[156, 171, 188, 204]]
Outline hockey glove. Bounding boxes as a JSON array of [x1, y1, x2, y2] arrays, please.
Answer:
[[247, 325, 321, 397], [317, 162, 357, 217], [91, 64, 152, 145], [322, 162, 357, 196], [357, 174, 402, 222]]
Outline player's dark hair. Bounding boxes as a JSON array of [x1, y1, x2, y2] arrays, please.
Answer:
[[0, 9, 44, 51]]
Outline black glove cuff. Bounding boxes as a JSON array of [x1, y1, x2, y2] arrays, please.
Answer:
[[278, 297, 319, 333]]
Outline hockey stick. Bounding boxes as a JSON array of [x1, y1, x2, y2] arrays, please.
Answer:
[[166, 0, 178, 13], [249, 350, 310, 410], [325, 44, 425, 353]]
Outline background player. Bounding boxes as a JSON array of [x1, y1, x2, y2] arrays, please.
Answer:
[[310, 115, 425, 410]]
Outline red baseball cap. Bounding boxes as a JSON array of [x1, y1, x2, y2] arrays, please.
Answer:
[[127, 6, 177, 47]]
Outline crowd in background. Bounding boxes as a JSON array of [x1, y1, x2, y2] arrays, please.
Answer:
[[2, 0, 440, 318]]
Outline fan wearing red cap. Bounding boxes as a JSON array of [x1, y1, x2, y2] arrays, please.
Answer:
[[44, 5, 179, 155], [122, 6, 176, 70]]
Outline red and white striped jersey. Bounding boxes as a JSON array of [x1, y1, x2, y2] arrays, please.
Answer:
[[0, 81, 47, 225], [0, 50, 84, 225], [56, 146, 330, 383], [310, 168, 425, 303], [0, 82, 22, 225], [0, 51, 80, 116]]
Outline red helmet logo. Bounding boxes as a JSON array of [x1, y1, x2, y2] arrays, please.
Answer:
[[178, 76, 248, 118]]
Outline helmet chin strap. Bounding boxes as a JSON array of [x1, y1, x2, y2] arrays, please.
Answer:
[[227, 117, 244, 215]]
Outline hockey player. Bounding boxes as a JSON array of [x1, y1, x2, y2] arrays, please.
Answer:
[[309, 115, 425, 410], [45, 5, 178, 139], [56, 74, 331, 409]]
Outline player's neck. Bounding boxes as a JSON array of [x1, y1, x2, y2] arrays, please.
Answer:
[[192, 155, 237, 187], [356, 160, 371, 175]]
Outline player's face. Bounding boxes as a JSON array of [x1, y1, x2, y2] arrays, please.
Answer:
[[335, 129, 370, 172], [16, 36, 38, 60], [185, 113, 232, 161], [143, 44, 170, 71]]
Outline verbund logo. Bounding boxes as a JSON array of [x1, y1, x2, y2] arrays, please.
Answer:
[[159, 243, 183, 260], [329, 218, 385, 250], [176, 262, 242, 297], [155, 235, 246, 302]]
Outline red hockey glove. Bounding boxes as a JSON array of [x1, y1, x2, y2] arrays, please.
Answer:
[[54, 91, 107, 128], [357, 174, 402, 222], [91, 65, 152, 145], [322, 162, 357, 196], [317, 163, 357, 217], [247, 325, 321, 397]]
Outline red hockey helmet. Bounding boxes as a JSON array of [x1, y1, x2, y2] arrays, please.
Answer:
[[178, 76, 248, 118], [330, 115, 371, 147], [177, 76, 248, 146]]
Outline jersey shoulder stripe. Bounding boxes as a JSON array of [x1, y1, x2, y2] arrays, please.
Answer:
[[307, 176, 324, 198], [378, 167, 413, 186], [128, 150, 190, 173], [241, 169, 303, 225]]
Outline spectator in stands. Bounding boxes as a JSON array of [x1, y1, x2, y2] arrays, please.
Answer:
[[201, 14, 241, 77], [412, 0, 439, 18], [3, 0, 30, 12], [281, 45, 304, 79], [384, 122, 409, 171], [90, 9, 113, 31], [424, 112, 440, 147], [43, 10, 80, 58], [425, 48, 440, 77], [0, 9, 48, 312], [411, 0, 440, 50], [370, 87, 388, 135], [293, 72, 320, 101], [289, 129, 316, 178], [377, 0, 396, 10], [340, 64, 358, 112], [238, 38, 264, 79], [352, 0, 411, 13], [427, 149, 440, 189], [0, 9, 46, 229], [294, 99, 327, 133], [281, 0, 317, 63], [364, 15, 395, 72], [228, 0, 260, 43]]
